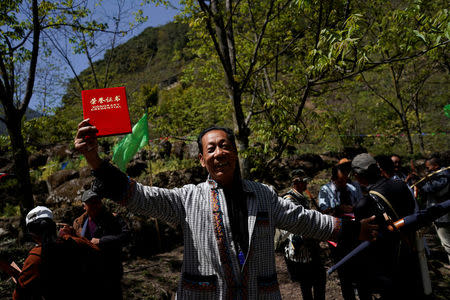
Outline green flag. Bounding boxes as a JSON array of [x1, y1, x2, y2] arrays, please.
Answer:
[[445, 104, 450, 118], [112, 113, 149, 171]]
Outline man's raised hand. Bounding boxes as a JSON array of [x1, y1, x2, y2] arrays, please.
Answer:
[[74, 119, 102, 170]]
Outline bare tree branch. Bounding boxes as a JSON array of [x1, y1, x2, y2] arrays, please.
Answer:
[[313, 40, 450, 86], [19, 0, 41, 115], [361, 72, 400, 116], [240, 0, 275, 90], [42, 30, 85, 90], [103, 0, 128, 88], [0, 54, 12, 102]]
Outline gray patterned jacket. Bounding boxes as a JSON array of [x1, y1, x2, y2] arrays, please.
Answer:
[[124, 177, 340, 299]]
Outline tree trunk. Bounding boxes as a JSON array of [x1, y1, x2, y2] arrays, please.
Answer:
[[7, 114, 34, 221], [415, 108, 425, 153], [390, 65, 414, 154], [401, 116, 414, 154], [229, 85, 251, 179]]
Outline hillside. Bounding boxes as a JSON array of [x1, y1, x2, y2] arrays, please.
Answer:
[[57, 21, 190, 126]]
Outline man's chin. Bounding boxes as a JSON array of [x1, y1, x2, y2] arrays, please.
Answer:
[[212, 173, 233, 186]]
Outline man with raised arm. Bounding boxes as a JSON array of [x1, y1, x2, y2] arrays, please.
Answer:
[[75, 120, 377, 299]]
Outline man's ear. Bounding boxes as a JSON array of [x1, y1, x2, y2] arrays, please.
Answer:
[[199, 153, 206, 167]]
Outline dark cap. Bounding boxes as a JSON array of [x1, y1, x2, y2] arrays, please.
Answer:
[[82, 189, 100, 203], [351, 153, 377, 174], [291, 169, 311, 182]]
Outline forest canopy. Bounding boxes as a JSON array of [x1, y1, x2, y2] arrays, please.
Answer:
[[3, 0, 450, 175]]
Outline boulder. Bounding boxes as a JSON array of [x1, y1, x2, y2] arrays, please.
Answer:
[[47, 169, 80, 190], [79, 166, 92, 178], [0, 216, 20, 241], [52, 203, 85, 224], [261, 154, 325, 191], [319, 154, 339, 168], [294, 154, 325, 173], [33, 180, 49, 195], [171, 141, 186, 159], [0, 228, 8, 238], [46, 177, 91, 205], [126, 160, 148, 178], [47, 144, 72, 162], [157, 140, 172, 159], [32, 180, 49, 206], [183, 142, 199, 159], [128, 216, 182, 257], [28, 152, 48, 169], [150, 166, 207, 189]]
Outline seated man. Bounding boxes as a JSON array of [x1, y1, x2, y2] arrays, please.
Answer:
[[73, 189, 130, 300], [75, 122, 377, 299]]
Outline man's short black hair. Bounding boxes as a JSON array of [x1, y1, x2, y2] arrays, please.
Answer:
[[197, 126, 237, 154], [331, 163, 351, 180], [375, 154, 395, 176]]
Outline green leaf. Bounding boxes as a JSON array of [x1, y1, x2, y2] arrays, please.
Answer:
[[413, 30, 427, 43]]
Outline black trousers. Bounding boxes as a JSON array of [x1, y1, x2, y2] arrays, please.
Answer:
[[284, 256, 326, 300]]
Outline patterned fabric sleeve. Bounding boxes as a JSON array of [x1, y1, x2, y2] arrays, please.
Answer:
[[271, 187, 335, 241], [125, 181, 191, 226], [91, 159, 188, 226]]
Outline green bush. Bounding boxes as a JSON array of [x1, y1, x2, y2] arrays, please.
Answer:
[[149, 157, 198, 175], [1, 203, 20, 217]]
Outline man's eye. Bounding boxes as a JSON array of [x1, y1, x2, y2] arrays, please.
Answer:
[[207, 147, 215, 153]]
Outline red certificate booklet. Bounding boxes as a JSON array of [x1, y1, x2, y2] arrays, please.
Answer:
[[82, 87, 132, 137]]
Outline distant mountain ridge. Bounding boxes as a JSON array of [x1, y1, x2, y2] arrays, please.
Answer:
[[59, 21, 190, 123]]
